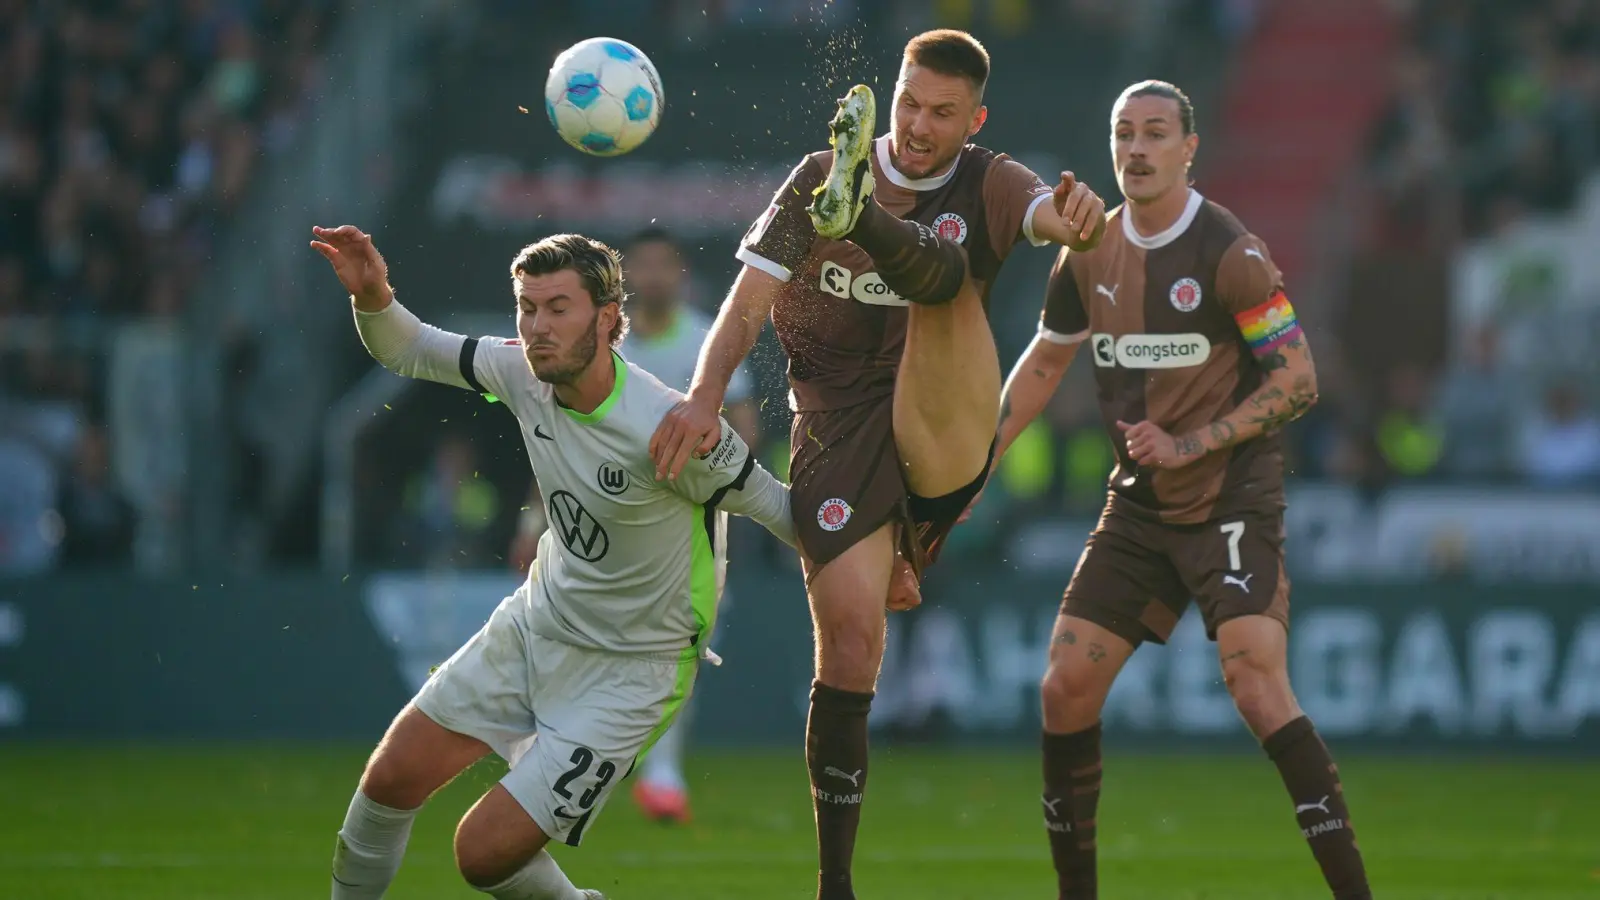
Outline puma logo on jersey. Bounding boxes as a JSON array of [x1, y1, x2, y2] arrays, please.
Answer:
[[824, 766, 862, 787], [1041, 796, 1063, 817], [1095, 283, 1118, 305], [1223, 573, 1253, 593], [1295, 796, 1330, 815]]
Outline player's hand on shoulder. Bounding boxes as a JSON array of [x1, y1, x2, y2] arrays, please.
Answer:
[[310, 225, 392, 310], [1117, 419, 1203, 470], [649, 391, 724, 482], [886, 554, 921, 612], [1053, 172, 1107, 251]]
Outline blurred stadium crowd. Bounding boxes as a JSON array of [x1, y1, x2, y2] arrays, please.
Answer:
[[0, 0, 337, 571], [2, 0, 1598, 576]]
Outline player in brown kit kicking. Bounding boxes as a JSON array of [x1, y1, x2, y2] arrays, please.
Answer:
[[979, 80, 1372, 899], [648, 29, 1107, 900]]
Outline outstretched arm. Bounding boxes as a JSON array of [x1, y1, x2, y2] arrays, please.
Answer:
[[713, 457, 796, 548], [666, 417, 795, 547], [1030, 172, 1109, 252], [650, 263, 783, 481], [313, 224, 505, 393], [693, 266, 781, 412]]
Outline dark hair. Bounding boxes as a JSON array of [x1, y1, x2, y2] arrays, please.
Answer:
[[903, 29, 990, 95], [1118, 80, 1196, 135], [509, 233, 629, 347], [626, 224, 679, 253]]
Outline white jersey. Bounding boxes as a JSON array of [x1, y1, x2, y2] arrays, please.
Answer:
[[621, 306, 753, 401], [353, 300, 795, 657]]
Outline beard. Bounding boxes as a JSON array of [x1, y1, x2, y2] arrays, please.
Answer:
[[526, 314, 600, 386], [893, 133, 959, 181]]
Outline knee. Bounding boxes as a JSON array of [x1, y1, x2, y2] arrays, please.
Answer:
[[1222, 652, 1296, 735], [358, 750, 423, 811], [1040, 662, 1107, 730], [815, 616, 883, 689], [453, 816, 520, 889]]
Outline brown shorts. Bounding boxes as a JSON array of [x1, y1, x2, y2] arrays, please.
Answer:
[[789, 400, 990, 573], [1061, 498, 1289, 646]]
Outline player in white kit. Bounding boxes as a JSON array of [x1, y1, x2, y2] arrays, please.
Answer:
[[510, 226, 763, 825], [310, 226, 810, 900]]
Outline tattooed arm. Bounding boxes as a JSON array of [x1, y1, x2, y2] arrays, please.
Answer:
[[1179, 235, 1318, 459], [1121, 238, 1319, 470], [1177, 330, 1318, 459], [996, 331, 1083, 462]]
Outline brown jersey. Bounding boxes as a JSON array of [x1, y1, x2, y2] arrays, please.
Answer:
[[739, 137, 1053, 412], [1040, 191, 1289, 524]]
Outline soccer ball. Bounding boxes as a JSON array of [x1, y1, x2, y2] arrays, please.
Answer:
[[544, 37, 663, 157]]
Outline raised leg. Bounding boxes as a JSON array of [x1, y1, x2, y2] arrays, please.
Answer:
[[803, 84, 1000, 499]]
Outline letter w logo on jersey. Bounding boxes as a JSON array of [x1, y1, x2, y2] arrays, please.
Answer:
[[1091, 333, 1212, 369], [818, 261, 909, 307], [548, 490, 610, 562]]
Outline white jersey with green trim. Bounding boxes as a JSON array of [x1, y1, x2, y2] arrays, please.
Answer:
[[352, 300, 795, 657]]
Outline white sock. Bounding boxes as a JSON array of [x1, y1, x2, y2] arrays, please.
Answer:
[[480, 849, 585, 900], [331, 790, 418, 899], [641, 699, 692, 791]]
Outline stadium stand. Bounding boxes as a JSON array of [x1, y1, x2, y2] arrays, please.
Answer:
[[3, 0, 1594, 576], [0, 1, 339, 574]]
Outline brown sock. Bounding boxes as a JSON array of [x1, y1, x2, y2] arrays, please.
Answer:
[[843, 198, 967, 305], [1263, 716, 1372, 900], [807, 680, 873, 900], [1042, 724, 1101, 900]]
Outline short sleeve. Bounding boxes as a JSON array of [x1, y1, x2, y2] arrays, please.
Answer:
[[983, 157, 1054, 259], [1039, 247, 1089, 343], [1215, 234, 1285, 315], [735, 156, 825, 283], [1216, 235, 1303, 357], [458, 335, 527, 402], [670, 417, 754, 505]]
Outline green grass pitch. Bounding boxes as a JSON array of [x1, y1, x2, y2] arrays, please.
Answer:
[[1, 744, 1596, 899]]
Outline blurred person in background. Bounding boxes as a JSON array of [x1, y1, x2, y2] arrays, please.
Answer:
[[509, 226, 761, 825], [56, 422, 137, 567], [402, 434, 501, 570], [1431, 325, 1516, 481], [1517, 379, 1600, 488]]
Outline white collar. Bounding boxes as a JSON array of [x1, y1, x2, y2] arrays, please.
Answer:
[[875, 135, 960, 191], [1121, 189, 1205, 250]]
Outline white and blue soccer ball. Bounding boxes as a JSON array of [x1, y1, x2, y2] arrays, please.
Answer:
[[544, 37, 663, 157]]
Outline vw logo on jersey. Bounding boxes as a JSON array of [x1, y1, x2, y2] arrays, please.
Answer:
[[548, 490, 609, 562], [931, 212, 968, 244], [1170, 277, 1203, 312], [596, 461, 630, 496]]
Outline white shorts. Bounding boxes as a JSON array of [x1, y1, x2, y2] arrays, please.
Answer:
[[414, 591, 695, 846]]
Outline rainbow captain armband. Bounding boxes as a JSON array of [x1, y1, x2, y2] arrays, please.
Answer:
[[1235, 290, 1302, 357]]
